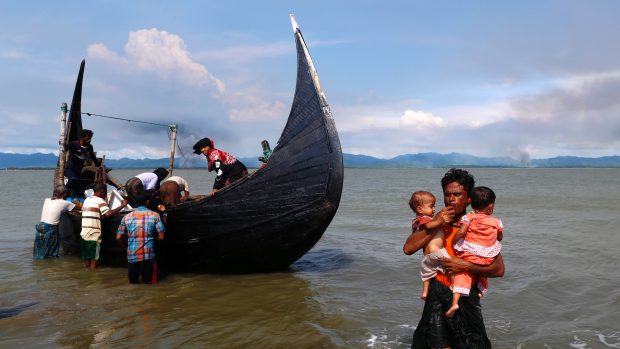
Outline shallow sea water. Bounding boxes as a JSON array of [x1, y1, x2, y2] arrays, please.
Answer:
[[1, 168, 619, 348]]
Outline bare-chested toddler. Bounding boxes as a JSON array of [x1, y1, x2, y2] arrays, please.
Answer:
[[409, 191, 451, 300]]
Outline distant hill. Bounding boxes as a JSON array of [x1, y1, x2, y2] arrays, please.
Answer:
[[1, 152, 619, 169]]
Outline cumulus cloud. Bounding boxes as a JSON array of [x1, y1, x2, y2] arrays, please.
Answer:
[[87, 43, 126, 64], [400, 109, 446, 129], [88, 28, 224, 93]]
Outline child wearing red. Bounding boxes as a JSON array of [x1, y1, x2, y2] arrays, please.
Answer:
[[446, 186, 503, 317]]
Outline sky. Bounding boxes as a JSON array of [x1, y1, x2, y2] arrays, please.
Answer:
[[1, 1, 619, 162]]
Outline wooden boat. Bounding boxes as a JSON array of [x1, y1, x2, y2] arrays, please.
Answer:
[[60, 15, 344, 273]]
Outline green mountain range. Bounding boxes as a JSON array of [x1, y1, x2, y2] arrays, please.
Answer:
[[1, 152, 619, 169]]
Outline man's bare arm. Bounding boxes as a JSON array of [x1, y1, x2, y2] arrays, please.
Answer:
[[403, 229, 433, 255]]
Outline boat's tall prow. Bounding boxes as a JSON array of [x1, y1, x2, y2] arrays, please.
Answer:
[[164, 15, 344, 273]]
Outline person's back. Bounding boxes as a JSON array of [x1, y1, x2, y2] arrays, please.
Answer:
[[116, 195, 165, 284], [80, 195, 108, 243], [34, 187, 76, 259]]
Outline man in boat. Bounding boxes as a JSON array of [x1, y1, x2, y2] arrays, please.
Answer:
[[159, 175, 191, 206], [193, 137, 248, 196], [64, 129, 100, 198], [124, 168, 169, 209], [403, 168, 505, 349]]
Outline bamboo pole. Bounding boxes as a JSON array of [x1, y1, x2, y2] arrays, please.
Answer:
[[53, 103, 68, 194], [168, 124, 177, 176]]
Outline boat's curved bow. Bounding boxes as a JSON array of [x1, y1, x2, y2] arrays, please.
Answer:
[[165, 16, 344, 273]]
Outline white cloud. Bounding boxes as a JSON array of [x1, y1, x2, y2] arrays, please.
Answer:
[[88, 28, 224, 93], [400, 109, 446, 129], [87, 43, 126, 64]]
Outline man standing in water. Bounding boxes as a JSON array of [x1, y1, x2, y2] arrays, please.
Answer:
[[403, 168, 505, 348]]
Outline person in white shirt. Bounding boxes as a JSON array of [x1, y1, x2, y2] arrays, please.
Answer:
[[34, 186, 77, 259], [124, 168, 168, 209]]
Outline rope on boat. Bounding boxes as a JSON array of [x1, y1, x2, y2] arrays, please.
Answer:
[[80, 111, 171, 128], [71, 109, 187, 157]]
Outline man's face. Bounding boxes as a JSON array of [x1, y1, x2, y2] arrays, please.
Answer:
[[200, 146, 211, 156], [443, 181, 470, 215], [79, 135, 92, 146]]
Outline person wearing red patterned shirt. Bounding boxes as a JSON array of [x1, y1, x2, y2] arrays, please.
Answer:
[[192, 137, 248, 196]]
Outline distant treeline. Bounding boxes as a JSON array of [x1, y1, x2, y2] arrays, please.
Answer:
[[1, 152, 620, 169]]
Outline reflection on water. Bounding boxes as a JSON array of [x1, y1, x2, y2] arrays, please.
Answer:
[[19, 252, 345, 348]]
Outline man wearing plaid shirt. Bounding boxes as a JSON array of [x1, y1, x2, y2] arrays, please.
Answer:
[[116, 193, 165, 284]]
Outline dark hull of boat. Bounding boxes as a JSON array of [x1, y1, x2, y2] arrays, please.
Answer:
[[164, 20, 343, 273], [59, 17, 343, 273], [60, 212, 129, 266]]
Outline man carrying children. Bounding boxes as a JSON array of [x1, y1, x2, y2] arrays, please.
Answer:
[[403, 168, 505, 349], [116, 192, 165, 284]]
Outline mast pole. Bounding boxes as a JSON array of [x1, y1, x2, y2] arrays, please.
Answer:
[[53, 103, 68, 194], [168, 124, 177, 176]]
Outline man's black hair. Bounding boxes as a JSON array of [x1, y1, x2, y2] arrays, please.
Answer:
[[92, 182, 107, 193], [470, 186, 496, 210], [440, 168, 475, 193], [79, 129, 93, 139], [132, 191, 150, 207], [153, 167, 169, 181]]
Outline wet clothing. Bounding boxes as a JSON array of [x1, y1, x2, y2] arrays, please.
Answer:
[[117, 206, 164, 284], [412, 279, 490, 349], [206, 148, 248, 190], [33, 223, 60, 259], [453, 214, 503, 296], [411, 224, 491, 349], [33, 198, 75, 259], [80, 239, 100, 260], [128, 259, 156, 284]]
